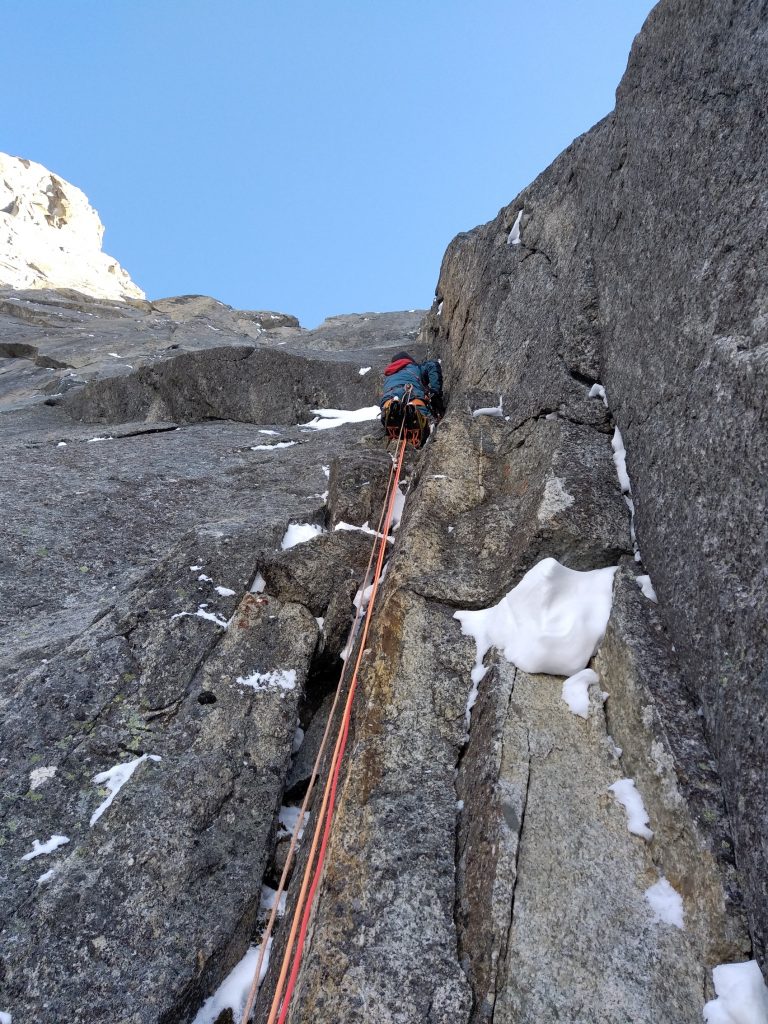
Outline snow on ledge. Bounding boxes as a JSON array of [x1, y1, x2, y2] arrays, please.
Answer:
[[454, 558, 617, 683], [703, 961, 768, 1023], [280, 523, 324, 550], [302, 406, 380, 430], [561, 669, 600, 719], [191, 939, 272, 1024], [472, 396, 504, 419]]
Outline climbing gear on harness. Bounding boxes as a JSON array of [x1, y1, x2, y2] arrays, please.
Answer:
[[381, 384, 431, 447], [241, 418, 409, 1024]]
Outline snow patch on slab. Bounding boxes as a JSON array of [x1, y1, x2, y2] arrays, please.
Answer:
[[280, 522, 324, 550], [37, 867, 57, 885], [90, 754, 161, 826], [561, 669, 599, 719], [191, 940, 272, 1024], [215, 585, 236, 597], [359, 366, 371, 376], [645, 877, 685, 929], [507, 209, 523, 246], [303, 406, 380, 430], [171, 604, 229, 628], [0, 1011, 12, 1024], [472, 396, 504, 418], [21, 834, 69, 860], [608, 778, 654, 841], [250, 441, 296, 451], [703, 961, 768, 1023], [455, 558, 616, 682], [589, 383, 609, 407], [258, 429, 280, 436], [236, 669, 297, 695], [636, 574, 658, 602], [612, 427, 631, 494]]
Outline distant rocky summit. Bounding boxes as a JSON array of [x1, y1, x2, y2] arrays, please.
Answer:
[[0, 1, 766, 1023], [0, 152, 145, 301]]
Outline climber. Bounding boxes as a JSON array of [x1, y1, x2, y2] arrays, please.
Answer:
[[380, 351, 444, 446]]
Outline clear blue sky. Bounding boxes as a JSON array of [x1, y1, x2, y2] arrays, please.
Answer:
[[4, 0, 655, 326]]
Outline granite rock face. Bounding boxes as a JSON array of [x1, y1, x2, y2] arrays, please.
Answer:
[[1, 0, 765, 1020], [0, 288, 430, 1022], [424, 0, 768, 967], [0, 153, 145, 301]]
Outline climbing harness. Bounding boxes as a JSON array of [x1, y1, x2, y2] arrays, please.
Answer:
[[240, 419, 409, 1024]]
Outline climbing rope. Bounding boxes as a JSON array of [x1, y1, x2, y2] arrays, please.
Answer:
[[240, 422, 408, 1024]]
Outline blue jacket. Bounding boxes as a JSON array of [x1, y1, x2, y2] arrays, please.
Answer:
[[381, 353, 443, 412]]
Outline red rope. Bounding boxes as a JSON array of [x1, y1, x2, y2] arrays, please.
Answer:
[[267, 436, 407, 1023]]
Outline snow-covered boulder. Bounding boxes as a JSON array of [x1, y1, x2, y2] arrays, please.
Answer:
[[0, 152, 144, 301]]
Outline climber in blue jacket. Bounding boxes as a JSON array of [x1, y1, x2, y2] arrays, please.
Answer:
[[380, 351, 444, 445]]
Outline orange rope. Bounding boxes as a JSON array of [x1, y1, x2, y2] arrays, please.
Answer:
[[240, 432, 405, 1023], [266, 438, 407, 1024]]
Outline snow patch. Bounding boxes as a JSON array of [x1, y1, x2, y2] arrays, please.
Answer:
[[280, 522, 324, 550], [21, 835, 69, 860], [236, 669, 297, 695], [250, 441, 296, 451], [507, 209, 523, 246], [250, 573, 266, 594], [561, 669, 599, 719], [636, 574, 658, 602], [171, 604, 229, 628], [391, 485, 406, 528], [37, 867, 56, 885], [703, 961, 768, 1023], [334, 521, 393, 543], [260, 884, 287, 918], [258, 429, 280, 436], [303, 406, 380, 430], [589, 383, 609, 407], [0, 1012, 12, 1024], [90, 754, 161, 826], [359, 366, 371, 376], [86, 436, 113, 443], [455, 558, 616, 683], [612, 427, 632, 494], [472, 396, 504, 419], [278, 804, 308, 839], [191, 940, 272, 1024], [215, 586, 236, 597], [608, 778, 654, 841], [645, 877, 685, 929]]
